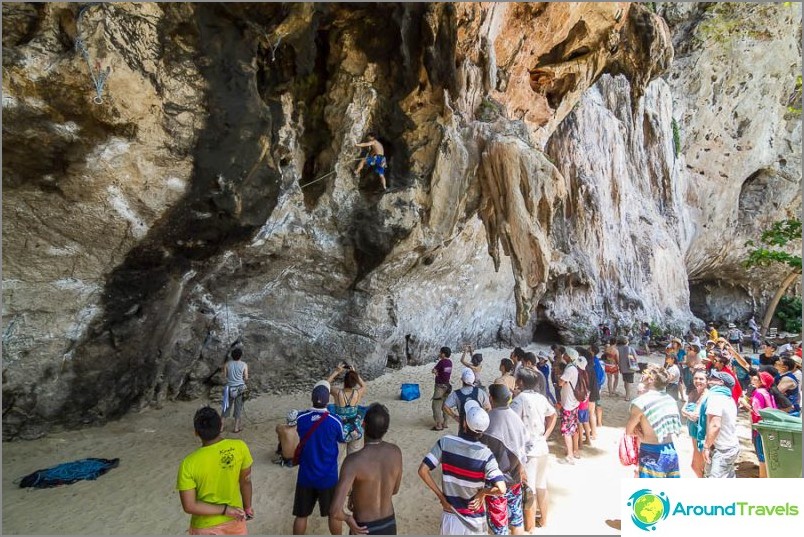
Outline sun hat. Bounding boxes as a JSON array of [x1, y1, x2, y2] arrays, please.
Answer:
[[464, 400, 490, 433], [564, 347, 579, 361]]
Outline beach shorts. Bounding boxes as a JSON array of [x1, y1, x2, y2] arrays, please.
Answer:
[[189, 518, 248, 535], [366, 155, 387, 175], [578, 409, 589, 424], [524, 454, 548, 491], [637, 442, 680, 478], [752, 431, 765, 463], [560, 408, 579, 436], [354, 514, 397, 535], [292, 484, 335, 517], [486, 483, 523, 534], [440, 511, 487, 535]]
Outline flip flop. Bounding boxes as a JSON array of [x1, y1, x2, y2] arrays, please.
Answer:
[[430, 426, 444, 431]]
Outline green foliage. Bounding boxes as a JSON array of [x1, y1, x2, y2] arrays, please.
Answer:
[[476, 97, 504, 122], [671, 118, 681, 157], [648, 322, 664, 338], [695, 3, 776, 45], [786, 75, 802, 118], [744, 218, 803, 271], [776, 296, 802, 334]]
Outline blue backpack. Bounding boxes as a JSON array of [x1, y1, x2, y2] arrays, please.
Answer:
[[593, 356, 606, 387]]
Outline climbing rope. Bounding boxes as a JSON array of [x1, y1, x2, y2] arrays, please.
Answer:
[[299, 156, 365, 190], [269, 36, 282, 63], [75, 3, 110, 105]]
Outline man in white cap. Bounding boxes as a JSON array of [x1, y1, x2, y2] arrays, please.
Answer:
[[419, 400, 507, 535], [444, 368, 491, 433], [557, 348, 581, 463]]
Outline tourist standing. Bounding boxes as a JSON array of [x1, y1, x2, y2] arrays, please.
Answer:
[[327, 363, 367, 454], [680, 368, 709, 477], [510, 368, 557, 531], [418, 400, 506, 535], [330, 403, 402, 535], [617, 337, 639, 401], [625, 365, 682, 478], [431, 347, 454, 431], [557, 348, 581, 463], [444, 369, 491, 433], [700, 371, 740, 478], [177, 407, 253, 535], [494, 358, 517, 392], [292, 383, 345, 534], [740, 371, 777, 478], [223, 348, 249, 434], [480, 384, 528, 535]]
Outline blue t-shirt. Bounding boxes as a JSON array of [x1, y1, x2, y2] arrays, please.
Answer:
[[295, 408, 344, 489]]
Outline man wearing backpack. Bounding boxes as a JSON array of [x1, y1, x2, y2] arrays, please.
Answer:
[[557, 348, 583, 464], [444, 369, 491, 433], [292, 382, 346, 535]]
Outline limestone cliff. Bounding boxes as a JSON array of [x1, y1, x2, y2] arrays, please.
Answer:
[[2, 2, 800, 439]]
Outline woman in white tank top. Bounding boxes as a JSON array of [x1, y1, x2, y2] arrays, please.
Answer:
[[223, 348, 249, 433]]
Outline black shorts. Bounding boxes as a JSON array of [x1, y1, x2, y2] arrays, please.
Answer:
[[293, 484, 335, 518]]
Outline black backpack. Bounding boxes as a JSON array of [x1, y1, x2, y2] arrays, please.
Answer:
[[456, 386, 481, 426]]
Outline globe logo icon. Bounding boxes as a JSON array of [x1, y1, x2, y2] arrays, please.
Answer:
[[627, 489, 670, 531]]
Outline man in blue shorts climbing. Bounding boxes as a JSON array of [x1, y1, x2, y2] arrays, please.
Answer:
[[355, 133, 387, 191]]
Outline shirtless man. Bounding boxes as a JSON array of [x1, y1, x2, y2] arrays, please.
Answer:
[[330, 403, 402, 535], [355, 133, 387, 191], [625, 365, 683, 478]]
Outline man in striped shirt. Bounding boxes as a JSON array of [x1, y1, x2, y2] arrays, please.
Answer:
[[625, 364, 682, 478], [418, 400, 507, 535]]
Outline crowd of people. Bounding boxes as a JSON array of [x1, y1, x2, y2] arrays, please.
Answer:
[[174, 326, 802, 535]]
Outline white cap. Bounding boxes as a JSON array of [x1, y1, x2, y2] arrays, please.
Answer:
[[464, 400, 490, 433], [314, 380, 331, 392], [728, 323, 736, 328], [461, 368, 476, 385], [537, 350, 551, 361], [576, 356, 588, 369], [564, 347, 579, 361]]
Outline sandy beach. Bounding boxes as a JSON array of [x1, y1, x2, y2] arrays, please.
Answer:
[[2, 345, 759, 535]]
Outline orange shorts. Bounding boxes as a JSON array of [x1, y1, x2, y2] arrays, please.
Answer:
[[189, 519, 247, 535]]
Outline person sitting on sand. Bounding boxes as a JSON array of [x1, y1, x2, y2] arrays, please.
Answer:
[[177, 407, 254, 535], [274, 410, 300, 468], [493, 358, 516, 392], [222, 348, 249, 434], [431, 347, 454, 431], [510, 368, 556, 531], [355, 133, 387, 191], [293, 382, 346, 535], [444, 369, 491, 433], [327, 362, 367, 454], [330, 403, 403, 535], [418, 400, 507, 535], [625, 364, 683, 478]]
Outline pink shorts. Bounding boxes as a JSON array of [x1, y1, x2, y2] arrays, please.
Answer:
[[561, 408, 579, 436], [189, 519, 247, 535]]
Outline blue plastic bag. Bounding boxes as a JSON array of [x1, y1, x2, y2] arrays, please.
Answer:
[[400, 383, 421, 401]]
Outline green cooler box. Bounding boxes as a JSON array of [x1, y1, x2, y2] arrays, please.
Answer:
[[755, 408, 802, 478]]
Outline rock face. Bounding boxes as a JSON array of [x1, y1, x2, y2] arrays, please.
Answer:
[[2, 2, 801, 439]]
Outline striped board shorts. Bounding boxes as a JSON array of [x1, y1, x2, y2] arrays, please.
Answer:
[[637, 442, 680, 478]]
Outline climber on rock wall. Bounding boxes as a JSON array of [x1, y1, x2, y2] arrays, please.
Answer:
[[355, 133, 388, 192]]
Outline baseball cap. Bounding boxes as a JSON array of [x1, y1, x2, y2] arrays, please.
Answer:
[[461, 368, 476, 385], [564, 347, 579, 361], [793, 356, 802, 366], [537, 350, 551, 361], [286, 409, 299, 426], [706, 340, 715, 346], [708, 370, 735, 388], [312, 385, 330, 406], [464, 400, 490, 433], [575, 355, 588, 369]]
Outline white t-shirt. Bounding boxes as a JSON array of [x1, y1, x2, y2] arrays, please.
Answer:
[[666, 364, 681, 384], [559, 365, 580, 411], [510, 391, 556, 457], [705, 393, 739, 450]]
